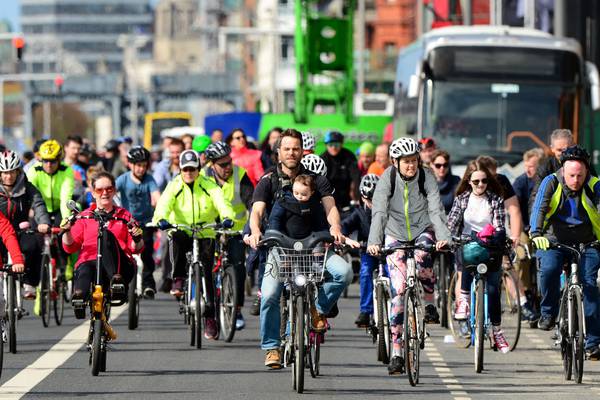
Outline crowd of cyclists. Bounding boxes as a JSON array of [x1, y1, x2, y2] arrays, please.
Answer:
[[0, 124, 597, 380]]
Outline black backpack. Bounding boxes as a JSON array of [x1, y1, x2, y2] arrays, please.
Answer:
[[388, 166, 427, 199]]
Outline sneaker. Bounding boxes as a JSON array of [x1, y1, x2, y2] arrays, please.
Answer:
[[520, 301, 539, 322], [159, 278, 172, 294], [454, 296, 469, 320], [586, 345, 600, 361], [325, 302, 339, 318], [250, 293, 261, 316], [71, 289, 86, 320], [23, 284, 36, 300], [170, 278, 184, 298], [265, 349, 282, 369], [424, 304, 440, 324], [388, 356, 405, 375], [204, 318, 218, 340], [538, 315, 556, 331], [492, 327, 510, 354], [458, 320, 471, 338], [236, 312, 245, 330], [310, 306, 327, 332], [355, 312, 371, 328], [143, 287, 155, 300]]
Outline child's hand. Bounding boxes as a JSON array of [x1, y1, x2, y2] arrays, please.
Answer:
[[344, 237, 360, 249]]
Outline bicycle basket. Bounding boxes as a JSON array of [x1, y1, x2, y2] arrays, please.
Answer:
[[462, 241, 501, 273], [271, 246, 328, 283]]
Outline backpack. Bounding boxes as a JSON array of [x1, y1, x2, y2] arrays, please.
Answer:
[[388, 166, 427, 199]]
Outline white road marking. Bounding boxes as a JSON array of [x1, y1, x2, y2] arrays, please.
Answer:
[[0, 305, 126, 399], [425, 340, 471, 400]]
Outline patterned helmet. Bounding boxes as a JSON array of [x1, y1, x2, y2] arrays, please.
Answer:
[[127, 145, 150, 163], [301, 131, 316, 151], [205, 141, 231, 161], [39, 140, 63, 160], [359, 173, 379, 199], [0, 150, 21, 172], [301, 154, 327, 176], [389, 137, 420, 159]]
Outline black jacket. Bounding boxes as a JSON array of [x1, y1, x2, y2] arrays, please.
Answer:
[[341, 205, 371, 242], [0, 172, 50, 229], [320, 148, 360, 210]]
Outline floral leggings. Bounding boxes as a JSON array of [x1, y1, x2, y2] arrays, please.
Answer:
[[385, 230, 436, 348]]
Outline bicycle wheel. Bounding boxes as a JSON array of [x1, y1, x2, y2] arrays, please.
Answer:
[[376, 283, 390, 364], [294, 295, 305, 394], [53, 275, 65, 326], [500, 269, 521, 351], [474, 279, 485, 373], [0, 321, 4, 379], [434, 254, 449, 328], [310, 333, 321, 377], [220, 267, 238, 343], [127, 277, 139, 330], [572, 288, 585, 383], [447, 272, 470, 348], [91, 319, 103, 376], [194, 264, 202, 349], [40, 255, 51, 327], [7, 275, 16, 354], [404, 288, 420, 386], [558, 290, 572, 380]]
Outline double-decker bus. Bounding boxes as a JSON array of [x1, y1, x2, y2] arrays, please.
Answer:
[[393, 25, 600, 176]]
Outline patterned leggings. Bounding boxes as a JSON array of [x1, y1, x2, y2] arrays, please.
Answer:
[[386, 230, 436, 348]]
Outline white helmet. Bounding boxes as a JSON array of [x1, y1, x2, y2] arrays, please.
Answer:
[[359, 173, 379, 199], [0, 151, 21, 172], [389, 137, 420, 159], [301, 131, 315, 151], [301, 153, 327, 176]]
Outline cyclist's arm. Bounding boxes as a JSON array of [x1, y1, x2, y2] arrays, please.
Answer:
[[367, 167, 392, 246], [529, 174, 558, 238], [446, 195, 464, 237], [59, 168, 75, 219], [322, 195, 341, 231], [0, 212, 24, 265], [249, 201, 266, 236], [147, 175, 160, 208], [29, 183, 51, 226], [208, 184, 235, 221], [504, 195, 523, 242], [240, 173, 254, 210], [424, 171, 451, 242]]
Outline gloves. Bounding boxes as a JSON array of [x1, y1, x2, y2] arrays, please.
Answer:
[[157, 219, 171, 231], [59, 217, 72, 231], [222, 219, 234, 229], [532, 236, 550, 251]]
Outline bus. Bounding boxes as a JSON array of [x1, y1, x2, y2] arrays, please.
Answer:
[[143, 112, 192, 149], [393, 25, 600, 176]]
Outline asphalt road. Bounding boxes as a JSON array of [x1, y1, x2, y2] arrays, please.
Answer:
[[0, 282, 599, 399]]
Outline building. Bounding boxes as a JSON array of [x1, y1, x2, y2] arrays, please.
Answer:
[[20, 0, 153, 74]]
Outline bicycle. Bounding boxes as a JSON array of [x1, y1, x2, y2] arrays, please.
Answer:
[[213, 228, 242, 343], [433, 251, 451, 328], [368, 247, 392, 365], [38, 227, 67, 327], [260, 229, 333, 394], [549, 241, 600, 384], [2, 253, 23, 355]]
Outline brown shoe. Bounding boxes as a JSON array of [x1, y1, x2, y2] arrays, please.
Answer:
[[265, 349, 282, 369], [310, 306, 326, 332]]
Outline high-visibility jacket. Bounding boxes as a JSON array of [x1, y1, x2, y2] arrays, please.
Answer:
[[26, 162, 74, 220]]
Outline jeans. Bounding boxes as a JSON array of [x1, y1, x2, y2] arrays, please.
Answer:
[[359, 253, 380, 315], [537, 247, 600, 349], [260, 249, 353, 350]]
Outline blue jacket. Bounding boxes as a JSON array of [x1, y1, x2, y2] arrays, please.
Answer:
[[341, 205, 371, 242], [269, 191, 327, 239]]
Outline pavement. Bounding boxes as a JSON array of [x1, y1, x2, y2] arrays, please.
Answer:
[[0, 283, 599, 399]]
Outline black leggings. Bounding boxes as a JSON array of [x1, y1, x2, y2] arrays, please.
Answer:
[[0, 232, 42, 286], [141, 227, 156, 290], [74, 231, 134, 300]]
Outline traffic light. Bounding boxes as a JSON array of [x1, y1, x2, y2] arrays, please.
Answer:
[[54, 75, 64, 93], [12, 36, 25, 61]]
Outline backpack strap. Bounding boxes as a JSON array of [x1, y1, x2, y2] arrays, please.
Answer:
[[388, 167, 396, 199]]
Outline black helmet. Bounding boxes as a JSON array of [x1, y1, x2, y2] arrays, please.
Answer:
[[127, 145, 150, 163], [205, 141, 231, 161], [324, 131, 344, 144], [560, 145, 590, 167]]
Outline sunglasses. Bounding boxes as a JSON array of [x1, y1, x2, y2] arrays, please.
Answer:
[[42, 159, 59, 164], [231, 135, 245, 141], [215, 160, 232, 168], [94, 186, 115, 195], [433, 163, 448, 169], [470, 178, 489, 186], [182, 167, 197, 173], [327, 142, 341, 148]]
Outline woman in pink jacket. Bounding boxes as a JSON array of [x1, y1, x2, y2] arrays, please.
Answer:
[[226, 129, 264, 186]]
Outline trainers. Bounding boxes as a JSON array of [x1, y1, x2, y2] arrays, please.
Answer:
[[325, 302, 339, 318], [355, 312, 371, 328], [235, 312, 245, 330], [521, 301, 539, 322], [250, 293, 261, 316], [586, 345, 600, 361], [538, 315, 556, 331], [424, 304, 440, 324], [204, 318, 218, 340], [23, 284, 36, 300], [310, 306, 327, 332], [170, 278, 184, 298], [388, 356, 405, 375], [454, 295, 469, 320], [143, 287, 155, 300], [265, 349, 282, 369], [492, 327, 510, 354]]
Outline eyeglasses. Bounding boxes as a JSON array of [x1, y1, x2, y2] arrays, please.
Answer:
[[327, 142, 341, 148], [42, 159, 59, 164], [182, 167, 197, 173], [215, 160, 232, 168], [433, 163, 448, 169], [94, 186, 115, 195], [470, 178, 489, 186]]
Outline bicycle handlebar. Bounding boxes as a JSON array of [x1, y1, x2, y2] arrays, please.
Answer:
[[258, 230, 334, 250], [551, 241, 600, 257]]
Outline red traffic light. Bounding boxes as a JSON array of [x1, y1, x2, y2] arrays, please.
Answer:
[[54, 75, 64, 87], [12, 37, 25, 49]]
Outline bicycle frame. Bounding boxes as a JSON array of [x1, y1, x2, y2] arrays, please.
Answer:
[[469, 273, 489, 346]]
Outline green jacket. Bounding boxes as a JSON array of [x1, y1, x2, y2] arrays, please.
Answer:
[[201, 166, 248, 231], [152, 174, 235, 238], [26, 162, 74, 219]]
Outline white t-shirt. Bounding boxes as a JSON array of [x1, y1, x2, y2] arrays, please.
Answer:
[[462, 193, 492, 235]]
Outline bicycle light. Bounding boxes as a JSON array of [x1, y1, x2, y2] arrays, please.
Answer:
[[476, 263, 488, 274], [294, 274, 307, 287]]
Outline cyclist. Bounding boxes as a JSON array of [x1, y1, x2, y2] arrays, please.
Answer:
[[0, 151, 50, 298], [529, 145, 600, 359], [342, 173, 381, 327], [115, 146, 161, 299], [418, 137, 436, 168], [367, 137, 450, 375], [226, 129, 264, 186], [447, 160, 511, 354], [301, 131, 316, 156], [153, 137, 184, 192], [62, 171, 144, 319], [245, 128, 353, 369], [0, 210, 26, 317], [357, 142, 375, 176], [203, 141, 254, 330], [153, 149, 235, 340], [260, 127, 282, 170], [367, 143, 390, 176]]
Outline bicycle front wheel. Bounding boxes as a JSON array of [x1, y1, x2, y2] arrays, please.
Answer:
[[474, 279, 485, 373], [91, 319, 103, 376], [404, 288, 420, 386], [559, 290, 572, 380], [53, 275, 65, 325], [572, 288, 585, 383], [376, 283, 390, 364], [294, 295, 305, 393], [7, 274, 16, 354], [194, 265, 203, 349], [220, 268, 238, 343], [500, 269, 521, 351], [40, 256, 51, 327], [436, 254, 449, 328], [127, 277, 139, 330]]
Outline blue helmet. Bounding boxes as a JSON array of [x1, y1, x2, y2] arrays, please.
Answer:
[[324, 131, 344, 144]]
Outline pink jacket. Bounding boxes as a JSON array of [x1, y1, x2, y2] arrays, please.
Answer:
[[230, 147, 264, 186], [0, 211, 24, 266], [63, 204, 141, 270]]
